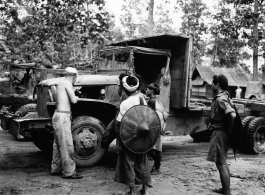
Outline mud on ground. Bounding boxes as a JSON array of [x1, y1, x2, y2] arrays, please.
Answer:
[[0, 129, 265, 195]]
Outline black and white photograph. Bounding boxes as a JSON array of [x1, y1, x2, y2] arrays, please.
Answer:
[[0, 0, 265, 194]]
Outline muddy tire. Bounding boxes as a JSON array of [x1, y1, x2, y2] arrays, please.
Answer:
[[240, 116, 255, 151], [31, 129, 54, 154], [72, 116, 107, 167], [15, 103, 36, 118], [245, 117, 265, 154]]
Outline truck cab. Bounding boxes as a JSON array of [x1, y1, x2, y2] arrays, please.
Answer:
[[8, 74, 120, 167]]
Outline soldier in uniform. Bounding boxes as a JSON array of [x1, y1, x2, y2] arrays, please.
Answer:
[[207, 74, 236, 195], [114, 75, 151, 195], [51, 67, 83, 179]]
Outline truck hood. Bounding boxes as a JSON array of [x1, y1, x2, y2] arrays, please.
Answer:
[[0, 77, 10, 82], [38, 75, 119, 86]]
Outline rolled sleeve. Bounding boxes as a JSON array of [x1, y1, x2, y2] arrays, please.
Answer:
[[218, 98, 235, 115], [116, 112, 123, 122]]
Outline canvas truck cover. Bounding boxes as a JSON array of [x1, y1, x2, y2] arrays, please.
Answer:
[[99, 46, 171, 57], [246, 81, 263, 95], [98, 46, 171, 75], [9, 63, 36, 69], [245, 81, 265, 100]]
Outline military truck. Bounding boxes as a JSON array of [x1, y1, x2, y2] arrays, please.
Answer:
[[0, 63, 92, 139], [8, 74, 120, 166], [5, 34, 265, 168], [99, 34, 265, 155], [0, 63, 42, 113]]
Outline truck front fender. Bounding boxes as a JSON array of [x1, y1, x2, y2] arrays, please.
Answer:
[[72, 99, 118, 127]]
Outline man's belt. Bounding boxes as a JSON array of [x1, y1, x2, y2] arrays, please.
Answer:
[[55, 110, 71, 114]]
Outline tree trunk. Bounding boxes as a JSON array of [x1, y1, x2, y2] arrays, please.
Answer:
[[147, 0, 154, 35], [253, 0, 259, 81], [212, 45, 217, 66]]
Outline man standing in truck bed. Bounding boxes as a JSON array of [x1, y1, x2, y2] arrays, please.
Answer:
[[51, 67, 83, 179], [207, 74, 236, 195]]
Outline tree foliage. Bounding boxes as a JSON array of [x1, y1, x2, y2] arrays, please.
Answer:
[[177, 0, 208, 66], [207, 3, 251, 70], [177, 0, 252, 73], [0, 0, 110, 69], [119, 0, 175, 39], [225, 0, 265, 79]]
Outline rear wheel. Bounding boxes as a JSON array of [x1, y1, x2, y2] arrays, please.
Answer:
[[72, 116, 107, 167], [245, 117, 265, 154], [240, 116, 255, 151]]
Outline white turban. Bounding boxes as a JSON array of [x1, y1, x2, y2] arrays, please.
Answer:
[[122, 76, 139, 92], [65, 67, 78, 76]]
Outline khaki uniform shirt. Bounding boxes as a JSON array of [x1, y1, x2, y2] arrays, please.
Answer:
[[209, 91, 235, 131]]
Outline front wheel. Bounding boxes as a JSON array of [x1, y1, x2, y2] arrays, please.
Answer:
[[72, 116, 107, 167]]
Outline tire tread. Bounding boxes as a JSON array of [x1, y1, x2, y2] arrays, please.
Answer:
[[72, 116, 107, 167], [245, 117, 265, 154], [240, 116, 255, 151]]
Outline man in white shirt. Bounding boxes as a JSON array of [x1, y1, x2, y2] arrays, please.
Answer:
[[235, 86, 242, 98]]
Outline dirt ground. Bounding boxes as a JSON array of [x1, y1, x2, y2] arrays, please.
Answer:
[[0, 129, 265, 195]]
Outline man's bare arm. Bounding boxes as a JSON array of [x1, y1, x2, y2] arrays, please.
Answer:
[[65, 82, 78, 104]]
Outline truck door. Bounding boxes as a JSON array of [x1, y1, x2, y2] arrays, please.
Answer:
[[157, 56, 171, 113], [169, 37, 192, 108]]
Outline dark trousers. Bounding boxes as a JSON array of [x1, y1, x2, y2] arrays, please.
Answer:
[[115, 147, 151, 187], [148, 149, 162, 169]]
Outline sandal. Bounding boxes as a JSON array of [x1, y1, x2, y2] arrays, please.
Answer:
[[150, 169, 161, 175], [212, 188, 223, 194], [63, 174, 83, 179]]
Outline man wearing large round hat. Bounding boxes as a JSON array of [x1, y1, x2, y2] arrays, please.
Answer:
[[114, 76, 161, 195]]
